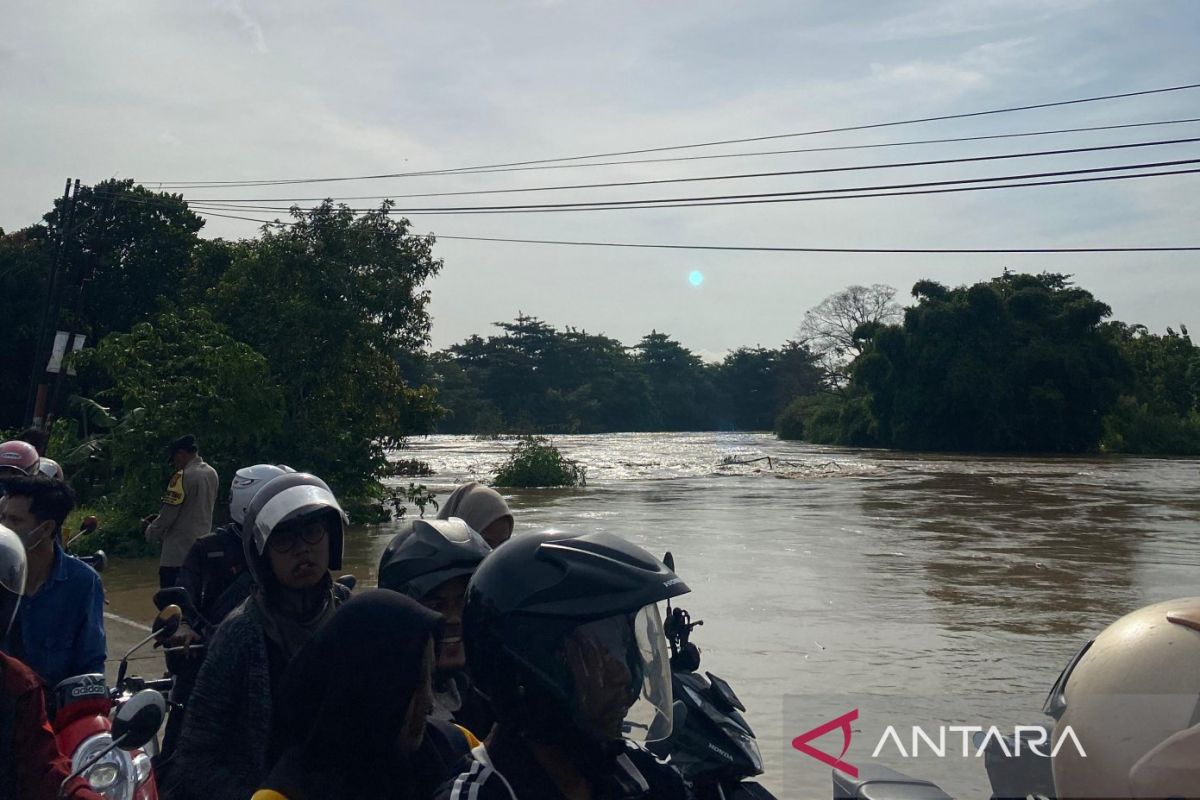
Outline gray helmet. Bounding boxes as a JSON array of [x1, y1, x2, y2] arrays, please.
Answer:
[[377, 517, 491, 600], [243, 472, 346, 575], [0, 524, 28, 645]]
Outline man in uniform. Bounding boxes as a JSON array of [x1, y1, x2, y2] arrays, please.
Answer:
[[144, 435, 219, 589]]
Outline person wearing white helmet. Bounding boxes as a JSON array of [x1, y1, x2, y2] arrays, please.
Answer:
[[174, 464, 295, 631], [168, 472, 349, 800], [1050, 596, 1200, 798], [0, 524, 105, 800], [35, 458, 63, 481]]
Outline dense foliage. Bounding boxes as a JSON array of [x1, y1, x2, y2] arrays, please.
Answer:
[[430, 315, 822, 434], [779, 272, 1200, 455], [1, 184, 442, 545]]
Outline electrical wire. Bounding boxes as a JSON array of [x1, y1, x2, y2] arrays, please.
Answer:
[[141, 82, 1200, 188], [160, 210, 1200, 255], [147, 136, 1200, 203], [168, 158, 1200, 215]]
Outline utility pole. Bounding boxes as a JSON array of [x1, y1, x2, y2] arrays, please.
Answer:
[[26, 179, 80, 430]]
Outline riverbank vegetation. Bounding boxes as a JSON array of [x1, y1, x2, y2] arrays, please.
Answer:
[[2, 182, 442, 548], [778, 273, 1200, 455]]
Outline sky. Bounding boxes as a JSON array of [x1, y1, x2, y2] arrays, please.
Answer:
[[2, 0, 1198, 360]]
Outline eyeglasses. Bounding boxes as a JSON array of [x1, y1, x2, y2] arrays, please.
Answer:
[[267, 525, 327, 553]]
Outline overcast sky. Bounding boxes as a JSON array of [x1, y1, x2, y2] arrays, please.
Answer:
[[3, 1, 1198, 359]]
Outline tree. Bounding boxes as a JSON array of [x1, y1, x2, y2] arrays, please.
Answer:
[[0, 227, 52, 427], [69, 309, 281, 537], [850, 272, 1125, 453], [42, 180, 205, 342], [798, 284, 904, 386], [209, 201, 442, 514]]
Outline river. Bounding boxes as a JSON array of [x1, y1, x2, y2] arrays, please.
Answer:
[[101, 433, 1200, 798]]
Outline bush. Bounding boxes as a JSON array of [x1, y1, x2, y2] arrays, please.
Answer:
[[492, 436, 586, 488], [775, 398, 808, 440]]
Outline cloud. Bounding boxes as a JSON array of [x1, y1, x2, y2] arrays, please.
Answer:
[[214, 0, 267, 53]]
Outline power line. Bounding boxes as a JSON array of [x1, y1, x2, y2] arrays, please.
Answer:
[[172, 158, 1200, 215], [142, 82, 1200, 188], [151, 117, 1200, 190], [166, 210, 1200, 254], [431, 235, 1200, 254], [148, 136, 1200, 203]]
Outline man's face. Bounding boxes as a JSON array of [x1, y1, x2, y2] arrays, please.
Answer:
[[420, 575, 469, 673], [561, 618, 640, 741], [0, 495, 51, 553], [171, 450, 191, 472], [481, 517, 513, 549], [266, 519, 330, 589]]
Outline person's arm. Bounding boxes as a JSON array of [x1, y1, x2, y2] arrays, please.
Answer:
[[145, 472, 185, 543], [72, 571, 107, 677], [13, 679, 105, 800]]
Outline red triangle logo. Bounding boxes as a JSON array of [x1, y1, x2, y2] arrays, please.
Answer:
[[792, 708, 859, 778]]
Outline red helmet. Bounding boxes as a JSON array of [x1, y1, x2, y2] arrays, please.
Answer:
[[0, 441, 39, 477]]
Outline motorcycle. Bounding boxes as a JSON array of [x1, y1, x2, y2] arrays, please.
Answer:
[[53, 604, 185, 800], [648, 552, 778, 800]]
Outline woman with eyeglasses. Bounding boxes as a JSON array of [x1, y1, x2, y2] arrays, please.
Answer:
[[166, 472, 351, 800]]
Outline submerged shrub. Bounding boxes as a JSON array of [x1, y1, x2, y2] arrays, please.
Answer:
[[492, 436, 586, 488]]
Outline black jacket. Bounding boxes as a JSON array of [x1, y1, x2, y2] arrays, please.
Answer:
[[177, 523, 251, 630], [437, 735, 691, 800]]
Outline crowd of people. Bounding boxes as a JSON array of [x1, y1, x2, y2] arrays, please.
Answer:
[[0, 431, 686, 800]]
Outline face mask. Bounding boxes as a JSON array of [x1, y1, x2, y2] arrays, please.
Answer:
[[18, 520, 53, 552]]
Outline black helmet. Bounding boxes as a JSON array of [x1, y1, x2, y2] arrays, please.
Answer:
[[465, 529, 688, 750], [377, 517, 491, 600], [243, 472, 346, 586], [0, 524, 27, 645]]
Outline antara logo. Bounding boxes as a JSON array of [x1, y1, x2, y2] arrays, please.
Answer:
[[792, 710, 1088, 777], [792, 709, 860, 777]]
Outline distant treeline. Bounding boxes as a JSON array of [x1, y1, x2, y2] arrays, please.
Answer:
[[423, 273, 1200, 456], [413, 316, 823, 434]]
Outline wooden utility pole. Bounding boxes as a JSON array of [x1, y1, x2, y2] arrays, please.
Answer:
[[26, 178, 80, 429]]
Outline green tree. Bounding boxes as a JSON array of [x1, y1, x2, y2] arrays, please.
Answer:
[[850, 272, 1125, 452], [209, 201, 441, 515], [70, 309, 282, 541], [1100, 323, 1200, 453], [0, 227, 52, 427]]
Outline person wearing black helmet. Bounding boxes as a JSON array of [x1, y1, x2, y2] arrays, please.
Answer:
[[378, 517, 495, 737], [167, 472, 349, 800], [0, 523, 104, 800], [437, 529, 692, 800]]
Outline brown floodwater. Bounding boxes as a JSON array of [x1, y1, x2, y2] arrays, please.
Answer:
[[99, 433, 1200, 798]]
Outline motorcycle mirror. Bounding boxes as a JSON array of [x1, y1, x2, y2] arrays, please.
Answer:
[[152, 604, 182, 640], [336, 574, 357, 591], [111, 690, 167, 750], [663, 552, 675, 571], [88, 550, 107, 573]]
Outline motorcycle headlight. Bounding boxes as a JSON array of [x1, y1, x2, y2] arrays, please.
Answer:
[[71, 733, 135, 800]]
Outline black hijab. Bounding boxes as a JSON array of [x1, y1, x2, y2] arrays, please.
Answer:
[[265, 589, 443, 800]]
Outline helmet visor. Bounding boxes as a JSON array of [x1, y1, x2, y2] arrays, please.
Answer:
[[561, 603, 673, 744]]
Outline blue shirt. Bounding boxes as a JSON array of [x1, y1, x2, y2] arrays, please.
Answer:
[[1, 544, 107, 688]]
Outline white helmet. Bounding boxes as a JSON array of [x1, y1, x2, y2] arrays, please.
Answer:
[[36, 457, 63, 481], [0, 524, 27, 644], [1052, 597, 1200, 798], [229, 464, 290, 526]]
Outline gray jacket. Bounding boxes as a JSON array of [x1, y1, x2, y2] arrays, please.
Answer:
[[167, 599, 274, 800], [146, 455, 219, 567]]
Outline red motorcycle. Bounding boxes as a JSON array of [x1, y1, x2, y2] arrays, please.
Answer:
[[52, 605, 182, 800]]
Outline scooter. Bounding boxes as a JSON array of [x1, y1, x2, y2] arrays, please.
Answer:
[[648, 552, 778, 800], [53, 604, 184, 800]]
